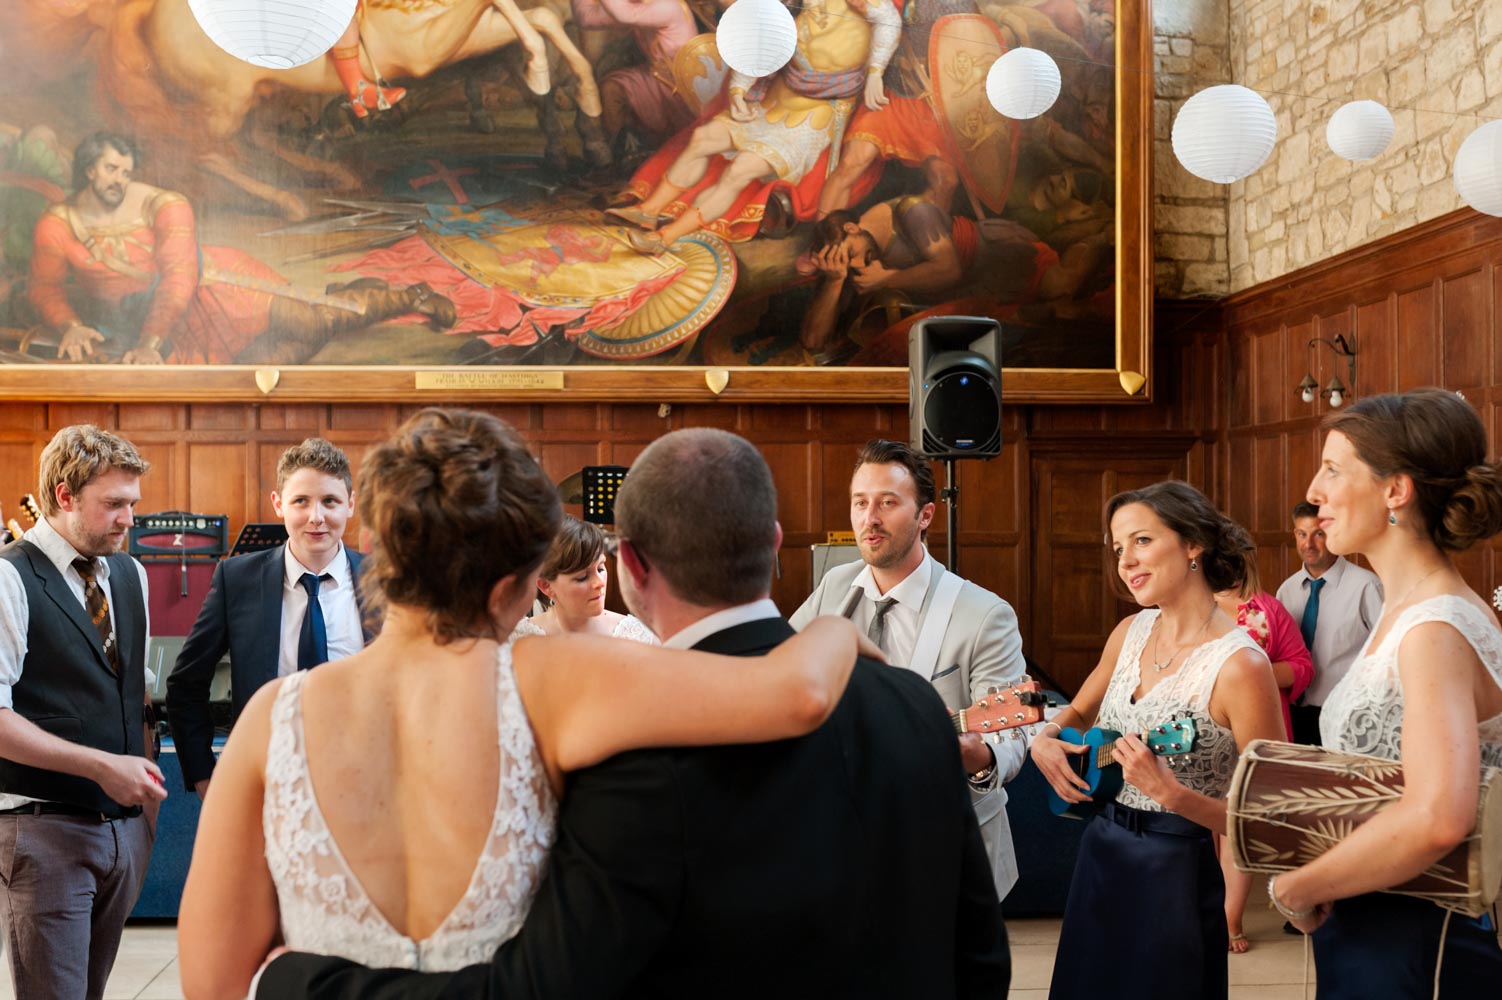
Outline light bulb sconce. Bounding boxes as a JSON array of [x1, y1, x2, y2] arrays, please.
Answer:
[[1298, 333, 1356, 408]]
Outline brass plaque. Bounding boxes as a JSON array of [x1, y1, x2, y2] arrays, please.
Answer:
[[414, 371, 565, 391]]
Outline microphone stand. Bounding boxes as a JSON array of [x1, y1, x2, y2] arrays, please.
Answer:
[[941, 458, 959, 573]]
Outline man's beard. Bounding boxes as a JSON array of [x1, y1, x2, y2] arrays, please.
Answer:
[[858, 528, 919, 570], [94, 183, 124, 208], [73, 527, 125, 558]]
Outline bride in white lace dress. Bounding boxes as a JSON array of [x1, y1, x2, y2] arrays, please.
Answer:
[[176, 409, 868, 1000], [512, 516, 658, 644], [1263, 388, 1502, 997]]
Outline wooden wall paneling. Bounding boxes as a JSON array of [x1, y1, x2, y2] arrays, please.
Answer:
[[118, 404, 183, 432], [48, 403, 116, 429], [1396, 282, 1439, 390], [254, 404, 323, 432], [1225, 434, 1255, 530], [131, 442, 179, 515], [187, 404, 250, 431], [185, 444, 247, 529], [1253, 328, 1283, 425], [675, 403, 742, 431], [1253, 434, 1283, 535], [1283, 320, 1313, 423], [0, 443, 38, 521], [1228, 330, 1253, 428], [1494, 265, 1502, 388], [329, 404, 402, 432], [1355, 296, 1395, 396], [1441, 269, 1490, 392]]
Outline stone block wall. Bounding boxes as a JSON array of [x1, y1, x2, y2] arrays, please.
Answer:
[[1225, 0, 1502, 291], [1154, 0, 1233, 298]]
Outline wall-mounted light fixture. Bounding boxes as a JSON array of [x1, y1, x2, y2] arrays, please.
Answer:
[[1298, 334, 1356, 407]]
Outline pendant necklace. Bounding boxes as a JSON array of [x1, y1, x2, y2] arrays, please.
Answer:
[[1150, 604, 1218, 673]]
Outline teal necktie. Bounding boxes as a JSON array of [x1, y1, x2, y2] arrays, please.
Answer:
[[1299, 577, 1325, 651]]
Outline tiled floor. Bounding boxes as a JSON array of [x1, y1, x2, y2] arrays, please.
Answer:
[[0, 886, 1316, 999]]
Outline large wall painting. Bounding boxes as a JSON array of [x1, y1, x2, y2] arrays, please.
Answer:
[[0, 0, 1150, 403]]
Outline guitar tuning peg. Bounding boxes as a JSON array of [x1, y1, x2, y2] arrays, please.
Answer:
[[980, 721, 992, 731], [987, 686, 999, 695], [978, 699, 990, 709]]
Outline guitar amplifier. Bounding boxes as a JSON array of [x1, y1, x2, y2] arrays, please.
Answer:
[[129, 512, 229, 636], [582, 465, 629, 525], [129, 512, 229, 558]]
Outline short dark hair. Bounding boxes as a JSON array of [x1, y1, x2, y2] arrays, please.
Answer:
[[357, 408, 560, 642], [1325, 388, 1502, 552], [854, 440, 936, 509], [615, 429, 778, 606], [1105, 481, 1253, 598], [72, 133, 141, 193], [276, 438, 353, 493], [1291, 501, 1320, 521], [538, 516, 607, 581]]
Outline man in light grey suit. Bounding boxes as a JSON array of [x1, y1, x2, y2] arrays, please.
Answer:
[[791, 439, 1027, 901]]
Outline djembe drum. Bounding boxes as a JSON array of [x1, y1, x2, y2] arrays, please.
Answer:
[[1227, 739, 1502, 916]]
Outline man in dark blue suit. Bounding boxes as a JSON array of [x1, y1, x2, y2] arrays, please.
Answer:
[[166, 439, 368, 796]]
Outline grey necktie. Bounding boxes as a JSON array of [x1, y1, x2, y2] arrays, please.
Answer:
[[867, 597, 898, 652]]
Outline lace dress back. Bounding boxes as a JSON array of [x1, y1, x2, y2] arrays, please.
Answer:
[[262, 643, 557, 971], [1097, 610, 1263, 812], [1321, 594, 1502, 767]]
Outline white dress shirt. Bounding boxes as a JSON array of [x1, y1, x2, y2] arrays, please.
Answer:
[[846, 554, 933, 670], [661, 599, 781, 650], [0, 517, 152, 808], [277, 545, 365, 677], [1275, 556, 1384, 705]]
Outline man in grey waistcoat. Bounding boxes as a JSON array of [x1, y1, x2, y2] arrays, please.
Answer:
[[792, 439, 1029, 901], [0, 425, 165, 1000]]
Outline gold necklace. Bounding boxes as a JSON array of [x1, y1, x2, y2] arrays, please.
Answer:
[[1382, 566, 1446, 622], [1150, 605, 1219, 673]]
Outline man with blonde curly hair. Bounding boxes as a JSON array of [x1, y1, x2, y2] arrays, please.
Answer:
[[0, 424, 163, 999]]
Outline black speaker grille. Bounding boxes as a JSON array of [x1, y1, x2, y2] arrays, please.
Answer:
[[921, 369, 1001, 455]]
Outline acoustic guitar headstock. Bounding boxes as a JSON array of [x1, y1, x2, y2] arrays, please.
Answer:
[[1144, 717, 1198, 756], [953, 678, 1053, 737], [18, 495, 40, 525]]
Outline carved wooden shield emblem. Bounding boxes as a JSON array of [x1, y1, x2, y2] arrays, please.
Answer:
[[928, 14, 1021, 215]]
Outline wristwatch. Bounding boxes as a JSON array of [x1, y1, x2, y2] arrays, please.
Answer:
[[968, 744, 997, 785]]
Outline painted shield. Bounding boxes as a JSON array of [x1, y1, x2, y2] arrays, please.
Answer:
[[928, 14, 1021, 215], [673, 33, 730, 118], [576, 231, 738, 359]]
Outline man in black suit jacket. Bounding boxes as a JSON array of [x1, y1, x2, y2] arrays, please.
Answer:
[[256, 428, 1009, 999], [166, 439, 368, 795]]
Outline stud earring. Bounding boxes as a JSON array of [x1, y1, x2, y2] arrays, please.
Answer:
[[1388, 510, 1398, 526], [1189, 559, 1198, 571]]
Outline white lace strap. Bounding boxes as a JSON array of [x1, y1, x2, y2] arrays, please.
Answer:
[[265, 672, 310, 796], [1395, 596, 1502, 683]]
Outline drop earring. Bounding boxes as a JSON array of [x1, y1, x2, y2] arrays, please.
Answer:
[[1189, 559, 1199, 571], [1388, 510, 1398, 525]]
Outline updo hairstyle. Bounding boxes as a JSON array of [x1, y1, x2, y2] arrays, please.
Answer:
[[1105, 481, 1254, 598], [538, 517, 608, 586], [358, 408, 561, 642], [1325, 387, 1502, 552]]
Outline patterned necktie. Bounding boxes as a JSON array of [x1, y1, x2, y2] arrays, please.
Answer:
[[1299, 577, 1326, 651], [298, 572, 333, 671], [72, 557, 119, 673], [867, 596, 898, 653]]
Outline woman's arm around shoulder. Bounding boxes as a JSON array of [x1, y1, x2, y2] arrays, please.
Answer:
[[178, 678, 285, 1000], [514, 615, 864, 774]]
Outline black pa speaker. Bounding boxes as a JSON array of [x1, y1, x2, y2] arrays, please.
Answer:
[[908, 316, 1003, 459]]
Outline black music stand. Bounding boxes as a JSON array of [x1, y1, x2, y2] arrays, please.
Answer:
[[581, 465, 628, 525], [231, 523, 289, 555]]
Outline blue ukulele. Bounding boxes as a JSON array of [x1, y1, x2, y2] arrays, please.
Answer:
[[1046, 718, 1199, 820]]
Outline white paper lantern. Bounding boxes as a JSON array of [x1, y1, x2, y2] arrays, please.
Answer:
[[1454, 120, 1502, 218], [985, 48, 1062, 120], [1326, 100, 1395, 161], [1171, 85, 1278, 184], [715, 0, 797, 79], [188, 0, 358, 70]]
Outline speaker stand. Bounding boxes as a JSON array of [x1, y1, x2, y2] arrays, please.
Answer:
[[941, 458, 959, 573]]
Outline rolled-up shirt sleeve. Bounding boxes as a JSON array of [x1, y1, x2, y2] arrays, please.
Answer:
[[0, 560, 30, 711]]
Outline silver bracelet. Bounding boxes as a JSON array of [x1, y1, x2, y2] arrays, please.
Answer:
[[1040, 721, 1062, 738], [1267, 874, 1314, 920]]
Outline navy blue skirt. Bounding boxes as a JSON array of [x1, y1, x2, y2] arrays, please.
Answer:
[[1049, 803, 1226, 1000], [1313, 893, 1502, 999]]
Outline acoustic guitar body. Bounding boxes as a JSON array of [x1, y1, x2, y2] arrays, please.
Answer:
[[1048, 727, 1123, 820]]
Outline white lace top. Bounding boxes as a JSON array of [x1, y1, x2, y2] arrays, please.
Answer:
[[511, 613, 658, 643], [262, 643, 557, 971], [1097, 611, 1263, 812], [1321, 594, 1502, 768]]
